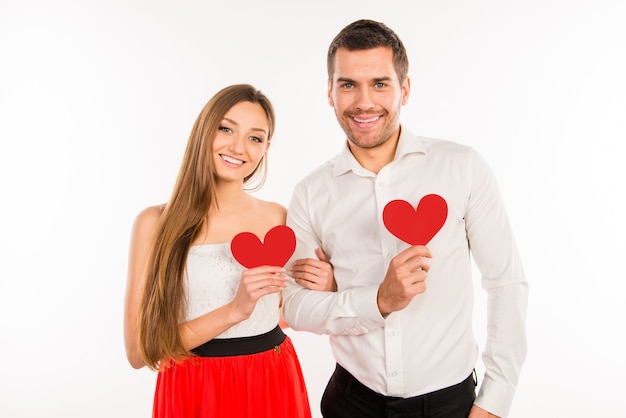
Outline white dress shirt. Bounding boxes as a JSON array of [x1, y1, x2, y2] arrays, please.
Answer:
[[283, 127, 528, 417]]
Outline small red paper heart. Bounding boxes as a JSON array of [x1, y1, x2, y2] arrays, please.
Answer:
[[383, 194, 448, 245], [230, 225, 296, 269]]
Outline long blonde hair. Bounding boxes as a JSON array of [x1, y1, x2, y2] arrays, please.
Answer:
[[138, 84, 276, 370]]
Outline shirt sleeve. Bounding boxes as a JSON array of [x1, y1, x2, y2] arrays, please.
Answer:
[[465, 150, 529, 417], [282, 180, 386, 336]]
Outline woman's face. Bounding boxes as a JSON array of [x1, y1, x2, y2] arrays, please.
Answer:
[[212, 101, 270, 184]]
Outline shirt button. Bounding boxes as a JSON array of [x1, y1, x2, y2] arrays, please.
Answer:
[[388, 330, 396, 337], [391, 371, 398, 377]]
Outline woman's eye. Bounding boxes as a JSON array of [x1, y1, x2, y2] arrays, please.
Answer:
[[218, 126, 232, 133], [250, 136, 263, 143]]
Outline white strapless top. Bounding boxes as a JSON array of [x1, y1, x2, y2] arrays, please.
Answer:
[[184, 243, 279, 338]]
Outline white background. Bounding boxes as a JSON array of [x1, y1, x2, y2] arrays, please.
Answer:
[[1, 0, 625, 417]]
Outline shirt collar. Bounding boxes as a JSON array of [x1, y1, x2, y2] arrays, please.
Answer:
[[332, 125, 428, 177]]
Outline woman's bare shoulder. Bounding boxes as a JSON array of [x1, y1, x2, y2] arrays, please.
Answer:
[[253, 198, 287, 224], [132, 204, 166, 237]]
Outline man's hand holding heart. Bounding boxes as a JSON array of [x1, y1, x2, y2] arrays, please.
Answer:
[[377, 245, 433, 317], [378, 194, 447, 317]]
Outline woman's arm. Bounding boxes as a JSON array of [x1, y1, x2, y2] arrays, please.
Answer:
[[178, 264, 287, 350], [124, 207, 288, 368], [123, 206, 161, 369]]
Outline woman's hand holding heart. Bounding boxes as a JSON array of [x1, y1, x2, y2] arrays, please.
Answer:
[[229, 265, 287, 322]]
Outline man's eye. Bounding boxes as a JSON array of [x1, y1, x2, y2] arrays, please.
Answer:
[[342, 83, 354, 89], [375, 82, 386, 88]]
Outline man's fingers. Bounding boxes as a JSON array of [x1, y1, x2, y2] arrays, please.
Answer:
[[395, 245, 433, 264], [315, 247, 330, 263]]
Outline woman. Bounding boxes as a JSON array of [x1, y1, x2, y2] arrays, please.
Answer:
[[124, 84, 333, 417]]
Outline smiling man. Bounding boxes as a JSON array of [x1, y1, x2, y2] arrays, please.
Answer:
[[284, 19, 528, 418]]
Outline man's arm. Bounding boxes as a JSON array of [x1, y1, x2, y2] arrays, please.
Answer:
[[284, 242, 433, 334], [282, 182, 385, 335], [466, 149, 529, 417], [474, 282, 528, 417], [282, 279, 384, 335]]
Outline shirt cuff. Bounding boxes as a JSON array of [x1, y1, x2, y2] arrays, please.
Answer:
[[354, 284, 386, 322], [474, 375, 516, 418]]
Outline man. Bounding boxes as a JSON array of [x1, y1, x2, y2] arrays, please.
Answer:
[[284, 19, 528, 418]]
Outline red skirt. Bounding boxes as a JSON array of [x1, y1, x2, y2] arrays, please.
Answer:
[[153, 335, 312, 418]]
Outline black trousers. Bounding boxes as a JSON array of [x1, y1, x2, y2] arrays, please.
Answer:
[[321, 364, 476, 418]]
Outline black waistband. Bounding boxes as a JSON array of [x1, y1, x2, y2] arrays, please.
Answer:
[[191, 325, 286, 357], [334, 363, 476, 404]]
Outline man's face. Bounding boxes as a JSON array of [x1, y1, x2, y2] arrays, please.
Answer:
[[328, 46, 409, 150]]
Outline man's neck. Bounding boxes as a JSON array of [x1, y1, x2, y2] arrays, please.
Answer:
[[348, 128, 401, 174]]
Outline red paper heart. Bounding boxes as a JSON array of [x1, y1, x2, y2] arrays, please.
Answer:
[[383, 194, 448, 245], [230, 225, 296, 268]]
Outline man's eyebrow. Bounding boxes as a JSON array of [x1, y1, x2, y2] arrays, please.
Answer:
[[335, 76, 393, 83]]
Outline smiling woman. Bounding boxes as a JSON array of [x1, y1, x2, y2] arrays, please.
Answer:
[[122, 84, 335, 417], [212, 101, 271, 187], [1, 2, 625, 417]]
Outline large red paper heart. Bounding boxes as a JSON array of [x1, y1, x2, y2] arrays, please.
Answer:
[[230, 225, 296, 269], [383, 194, 448, 245]]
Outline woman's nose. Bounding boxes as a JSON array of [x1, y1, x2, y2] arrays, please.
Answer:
[[227, 135, 245, 154]]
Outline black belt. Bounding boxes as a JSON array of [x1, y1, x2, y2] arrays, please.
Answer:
[[191, 325, 286, 357]]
